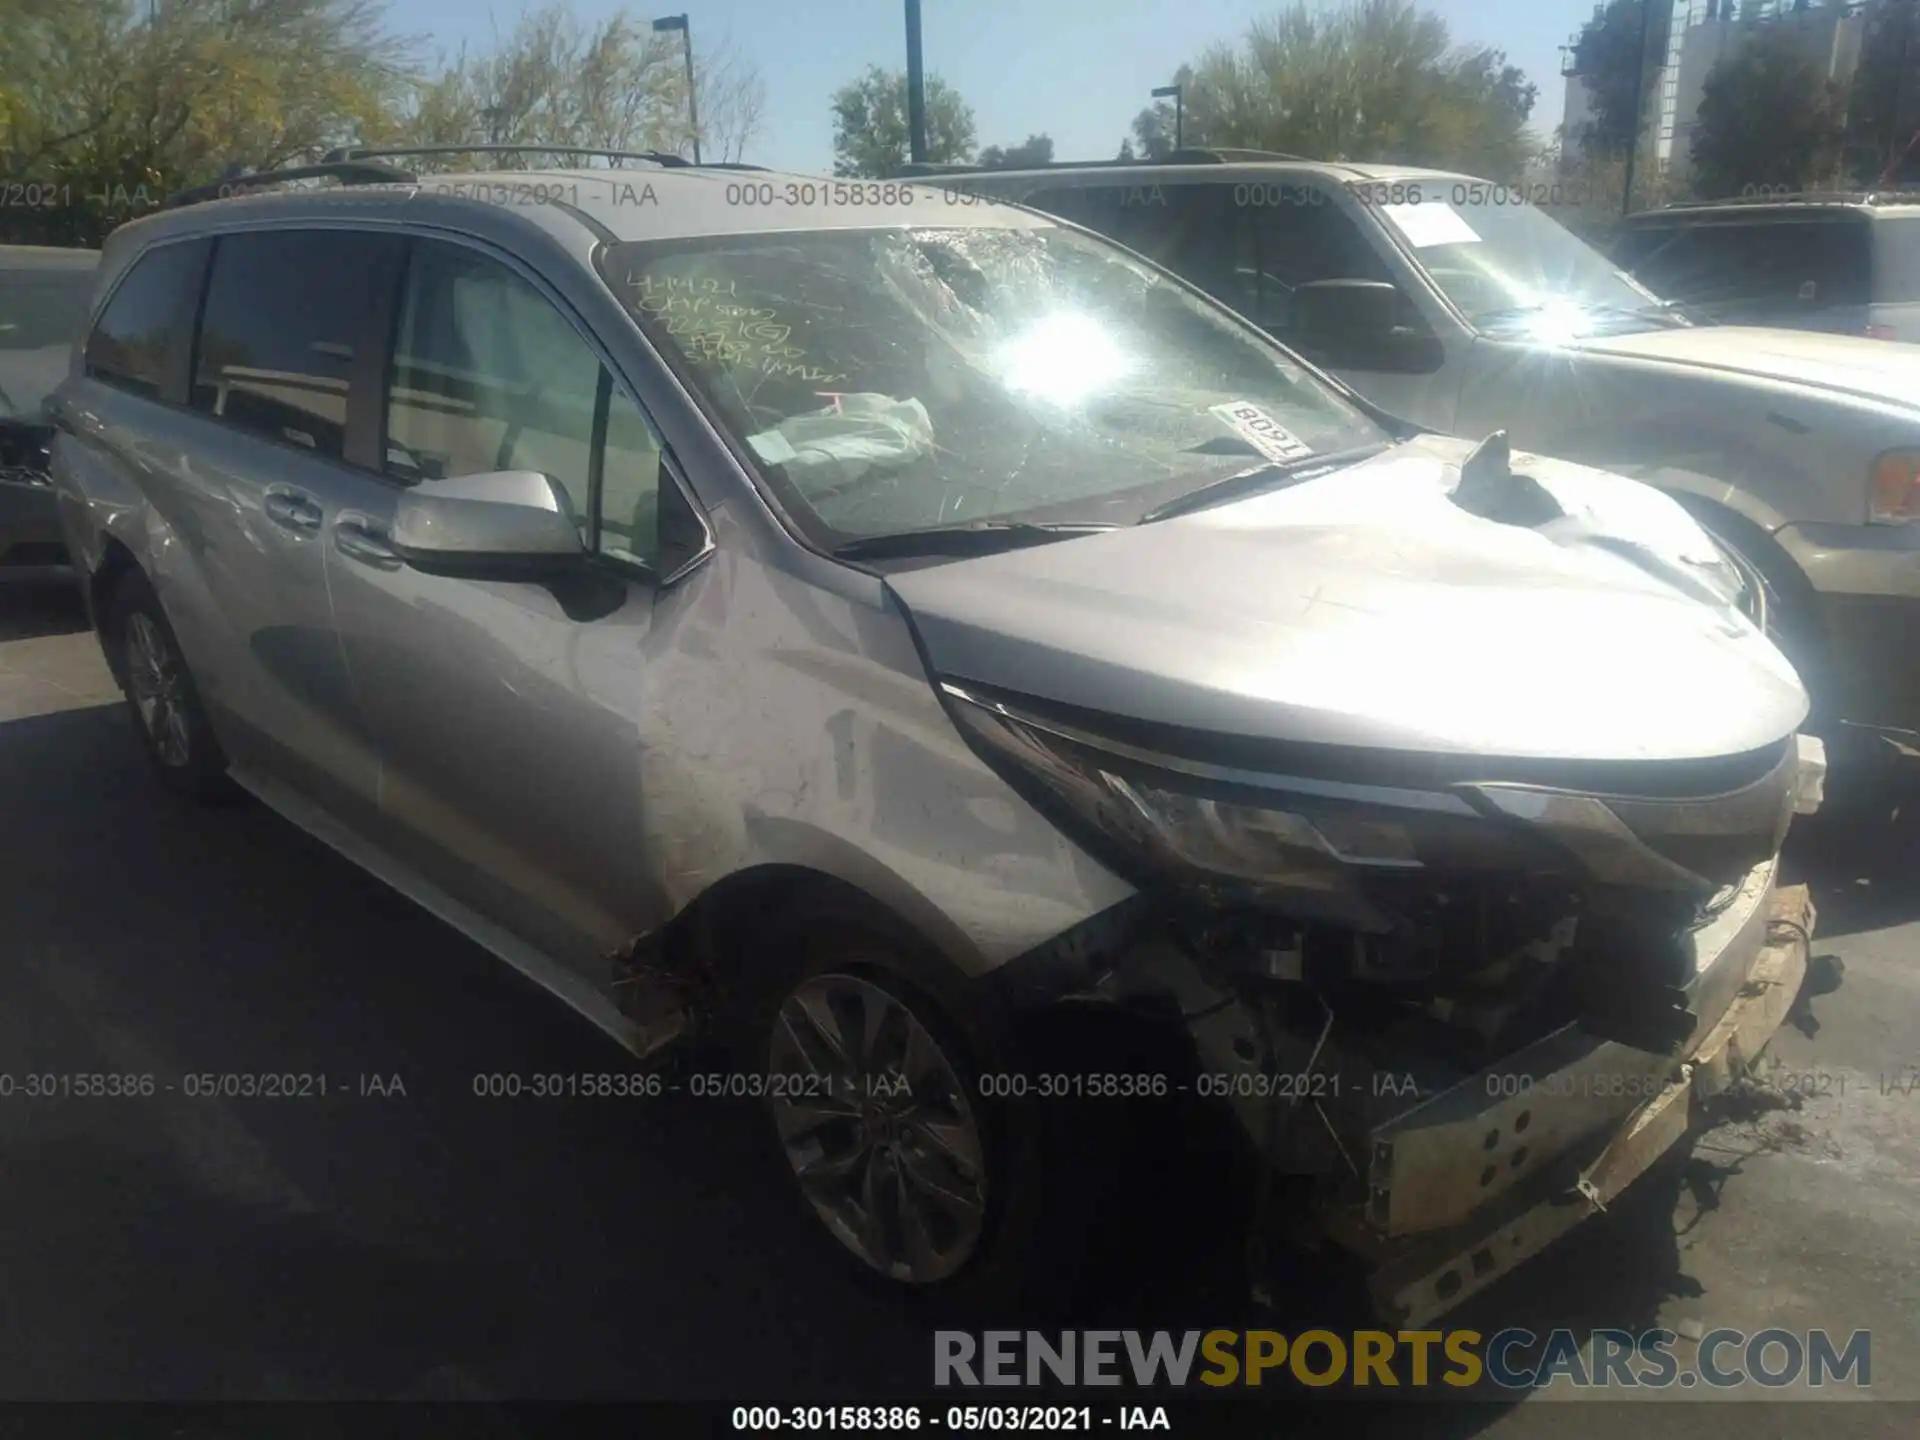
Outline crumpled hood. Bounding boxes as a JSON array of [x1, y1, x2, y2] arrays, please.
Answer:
[[1574, 325, 1920, 413], [887, 434, 1809, 762]]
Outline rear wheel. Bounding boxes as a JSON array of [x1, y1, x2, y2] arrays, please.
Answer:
[[104, 569, 232, 801]]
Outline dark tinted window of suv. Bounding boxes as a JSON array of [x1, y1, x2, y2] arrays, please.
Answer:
[[1619, 216, 1871, 313], [191, 229, 403, 459], [1027, 180, 1429, 351], [1025, 183, 1242, 296], [83, 240, 209, 401]]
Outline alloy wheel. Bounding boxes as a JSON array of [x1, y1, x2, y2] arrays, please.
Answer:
[[124, 612, 192, 768], [766, 972, 988, 1284]]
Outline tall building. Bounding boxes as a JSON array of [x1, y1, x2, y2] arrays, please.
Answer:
[[1561, 0, 1875, 183]]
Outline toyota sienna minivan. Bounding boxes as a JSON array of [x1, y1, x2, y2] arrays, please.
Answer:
[[48, 150, 1823, 1325]]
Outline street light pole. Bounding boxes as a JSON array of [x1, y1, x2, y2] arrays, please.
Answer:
[[652, 13, 700, 165], [1621, 0, 1656, 218], [905, 0, 929, 165], [1152, 84, 1184, 151]]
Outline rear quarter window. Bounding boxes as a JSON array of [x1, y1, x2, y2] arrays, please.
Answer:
[[1872, 214, 1920, 302]]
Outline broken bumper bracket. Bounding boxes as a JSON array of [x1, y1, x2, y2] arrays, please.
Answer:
[[1346, 883, 1815, 1328]]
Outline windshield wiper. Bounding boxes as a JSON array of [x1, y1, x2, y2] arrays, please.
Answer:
[[1138, 442, 1392, 524], [831, 519, 1119, 561]]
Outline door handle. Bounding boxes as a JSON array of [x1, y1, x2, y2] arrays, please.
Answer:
[[263, 489, 323, 532], [334, 513, 402, 569]]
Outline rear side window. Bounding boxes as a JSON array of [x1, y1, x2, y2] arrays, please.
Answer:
[[190, 229, 403, 460], [1622, 217, 1871, 310], [1872, 214, 1920, 302], [84, 240, 209, 400]]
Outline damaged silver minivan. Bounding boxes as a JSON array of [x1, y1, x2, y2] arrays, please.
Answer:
[[49, 152, 1823, 1325]]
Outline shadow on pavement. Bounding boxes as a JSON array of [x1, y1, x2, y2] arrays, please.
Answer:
[[1784, 764, 1920, 941], [0, 703, 928, 1400], [0, 572, 87, 641]]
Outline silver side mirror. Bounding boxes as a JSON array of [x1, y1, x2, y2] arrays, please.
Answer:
[[392, 469, 585, 577]]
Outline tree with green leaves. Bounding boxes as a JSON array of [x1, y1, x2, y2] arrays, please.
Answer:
[[977, 134, 1053, 168], [1843, 0, 1920, 185], [1130, 0, 1538, 177], [1689, 26, 1843, 197], [0, 0, 767, 246], [394, 5, 765, 167], [1125, 70, 1190, 159], [829, 66, 977, 177], [1568, 0, 1671, 163], [2, 0, 415, 243]]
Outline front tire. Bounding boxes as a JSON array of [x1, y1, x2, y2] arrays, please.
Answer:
[[737, 913, 1104, 1318], [766, 968, 990, 1285], [104, 569, 232, 802]]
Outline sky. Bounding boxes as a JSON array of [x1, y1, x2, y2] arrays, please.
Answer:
[[385, 0, 1585, 174]]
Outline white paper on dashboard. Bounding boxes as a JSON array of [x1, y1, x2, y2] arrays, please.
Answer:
[[1209, 401, 1315, 463], [1378, 201, 1482, 248]]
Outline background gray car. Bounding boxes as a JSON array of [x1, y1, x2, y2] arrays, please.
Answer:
[[0, 244, 98, 572]]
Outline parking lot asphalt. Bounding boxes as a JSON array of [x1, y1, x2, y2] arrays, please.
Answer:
[[2, 573, 1917, 1435]]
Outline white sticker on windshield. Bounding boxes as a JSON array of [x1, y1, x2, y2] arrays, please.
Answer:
[[1210, 402, 1314, 463], [1379, 201, 1482, 248]]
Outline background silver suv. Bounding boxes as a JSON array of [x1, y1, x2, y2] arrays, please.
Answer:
[[49, 154, 1820, 1323]]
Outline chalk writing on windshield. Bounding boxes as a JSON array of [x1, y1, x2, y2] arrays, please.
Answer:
[[626, 273, 851, 387]]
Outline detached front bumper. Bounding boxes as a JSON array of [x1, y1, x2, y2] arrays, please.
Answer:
[[1321, 877, 1815, 1327], [1085, 855, 1817, 1325]]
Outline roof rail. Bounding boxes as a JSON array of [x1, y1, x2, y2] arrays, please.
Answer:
[[326, 143, 685, 168], [1647, 188, 1920, 212], [1177, 147, 1315, 162], [161, 159, 417, 210], [895, 146, 1318, 179], [323, 143, 767, 172]]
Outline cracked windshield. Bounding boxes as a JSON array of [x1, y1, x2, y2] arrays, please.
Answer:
[[604, 227, 1382, 541]]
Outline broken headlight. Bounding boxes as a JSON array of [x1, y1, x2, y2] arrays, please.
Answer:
[[941, 683, 1548, 920]]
